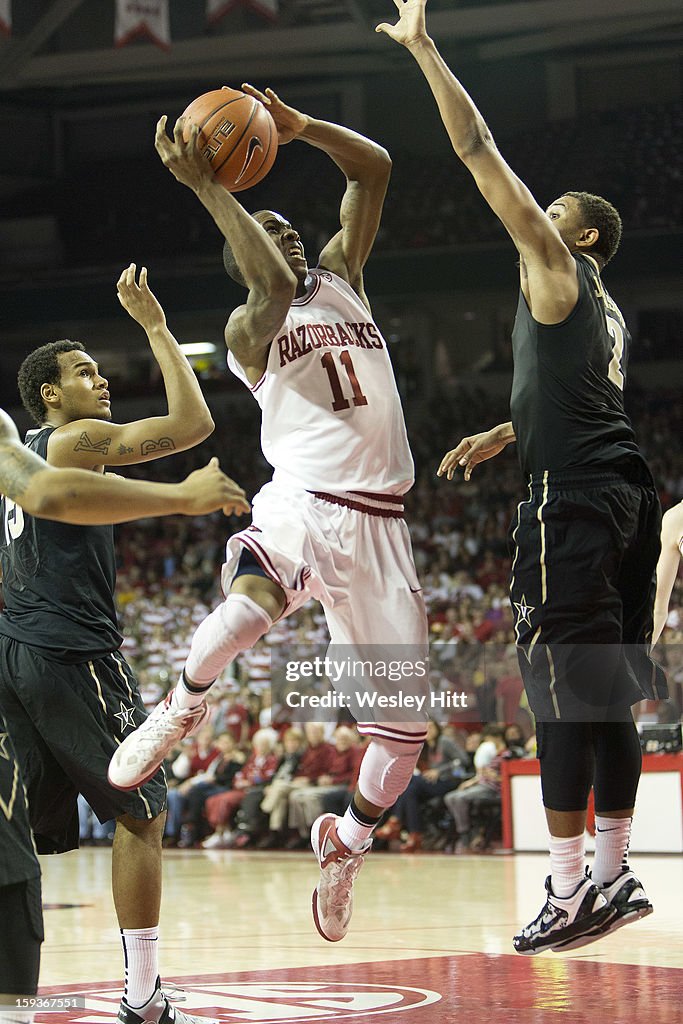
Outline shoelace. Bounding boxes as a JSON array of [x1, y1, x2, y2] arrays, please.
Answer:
[[520, 900, 558, 937], [326, 856, 363, 911], [132, 707, 197, 751]]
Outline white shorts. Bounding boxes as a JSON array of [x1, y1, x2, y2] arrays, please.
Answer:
[[222, 472, 429, 744]]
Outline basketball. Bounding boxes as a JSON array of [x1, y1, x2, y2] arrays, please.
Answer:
[[181, 87, 277, 193]]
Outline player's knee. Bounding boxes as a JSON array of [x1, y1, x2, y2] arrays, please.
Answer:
[[537, 721, 594, 810], [231, 574, 286, 620], [116, 810, 166, 840], [358, 736, 423, 809]]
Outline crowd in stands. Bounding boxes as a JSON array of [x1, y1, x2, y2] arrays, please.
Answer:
[[71, 380, 683, 852]]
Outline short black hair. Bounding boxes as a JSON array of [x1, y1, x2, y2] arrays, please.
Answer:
[[222, 210, 287, 289], [563, 191, 622, 267], [18, 340, 86, 425], [222, 238, 247, 288]]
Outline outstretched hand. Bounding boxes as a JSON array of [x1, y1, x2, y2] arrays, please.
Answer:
[[239, 83, 308, 145], [438, 427, 511, 482], [179, 457, 251, 517], [154, 114, 213, 193], [376, 0, 429, 47], [116, 264, 166, 331]]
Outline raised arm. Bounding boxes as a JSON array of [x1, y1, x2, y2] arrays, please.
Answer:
[[47, 264, 215, 470], [155, 115, 297, 380], [242, 84, 391, 308], [0, 408, 249, 525], [652, 504, 683, 645], [377, 0, 578, 323]]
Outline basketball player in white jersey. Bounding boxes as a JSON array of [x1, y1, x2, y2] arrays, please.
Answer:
[[110, 85, 429, 943], [653, 503, 683, 644]]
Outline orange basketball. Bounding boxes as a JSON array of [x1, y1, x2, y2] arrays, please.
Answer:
[[181, 87, 277, 193]]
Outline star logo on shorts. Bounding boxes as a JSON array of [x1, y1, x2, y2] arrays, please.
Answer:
[[0, 732, 10, 761], [114, 702, 137, 732], [513, 595, 535, 628]]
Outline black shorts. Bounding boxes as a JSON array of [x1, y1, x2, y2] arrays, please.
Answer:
[[0, 639, 166, 854], [508, 466, 668, 722]]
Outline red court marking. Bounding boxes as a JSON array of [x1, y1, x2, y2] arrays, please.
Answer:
[[36, 954, 683, 1024]]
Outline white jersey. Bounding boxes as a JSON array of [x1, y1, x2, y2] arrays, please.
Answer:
[[228, 269, 414, 494]]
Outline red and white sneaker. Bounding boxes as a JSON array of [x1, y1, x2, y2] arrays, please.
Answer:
[[108, 694, 210, 791], [311, 814, 371, 942]]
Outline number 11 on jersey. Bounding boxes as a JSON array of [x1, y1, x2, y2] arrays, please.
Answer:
[[321, 352, 369, 412]]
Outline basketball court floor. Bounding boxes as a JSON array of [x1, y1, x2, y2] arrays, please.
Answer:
[[36, 847, 683, 1023]]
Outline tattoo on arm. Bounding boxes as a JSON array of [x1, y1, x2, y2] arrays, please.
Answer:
[[74, 432, 111, 454], [0, 446, 42, 502], [140, 438, 176, 456]]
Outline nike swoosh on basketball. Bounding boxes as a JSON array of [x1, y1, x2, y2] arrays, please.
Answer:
[[235, 136, 263, 184]]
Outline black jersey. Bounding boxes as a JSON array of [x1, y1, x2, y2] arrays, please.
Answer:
[[0, 427, 122, 661], [510, 254, 642, 479], [0, 710, 40, 886]]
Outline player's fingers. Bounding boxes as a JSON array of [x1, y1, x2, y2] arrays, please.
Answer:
[[264, 87, 280, 103], [241, 82, 268, 104], [116, 266, 127, 290], [185, 120, 199, 155], [139, 266, 148, 289], [154, 114, 168, 143], [437, 450, 457, 476], [225, 497, 251, 516], [209, 456, 219, 468], [173, 116, 186, 144], [126, 262, 136, 287]]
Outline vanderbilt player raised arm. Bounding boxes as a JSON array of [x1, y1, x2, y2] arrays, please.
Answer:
[[380, 0, 665, 955], [0, 407, 246, 1002], [110, 86, 430, 945], [0, 269, 250, 1024]]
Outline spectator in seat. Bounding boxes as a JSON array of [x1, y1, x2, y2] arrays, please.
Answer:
[[201, 729, 278, 848], [444, 723, 511, 851]]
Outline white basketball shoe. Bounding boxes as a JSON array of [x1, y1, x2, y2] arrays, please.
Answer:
[[311, 814, 371, 942], [108, 694, 209, 791]]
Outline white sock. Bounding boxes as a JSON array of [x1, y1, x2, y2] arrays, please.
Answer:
[[549, 834, 585, 898], [337, 799, 381, 852], [121, 926, 159, 1008], [172, 670, 213, 711], [174, 594, 272, 709], [592, 815, 632, 886]]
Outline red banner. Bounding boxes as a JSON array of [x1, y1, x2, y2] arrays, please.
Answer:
[[207, 0, 278, 25], [0, 0, 11, 38], [115, 0, 171, 51]]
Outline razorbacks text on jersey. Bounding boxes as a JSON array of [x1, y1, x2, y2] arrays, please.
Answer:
[[228, 269, 414, 495]]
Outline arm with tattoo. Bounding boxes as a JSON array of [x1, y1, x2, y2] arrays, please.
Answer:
[[0, 408, 249, 525]]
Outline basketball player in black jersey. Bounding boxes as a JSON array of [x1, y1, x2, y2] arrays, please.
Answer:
[[381, 0, 666, 954], [0, 268, 248, 1017], [0, 406, 246, 1001]]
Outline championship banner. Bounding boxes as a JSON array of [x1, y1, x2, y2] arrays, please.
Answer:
[[0, 0, 11, 39], [115, 0, 171, 51], [207, 0, 278, 25]]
